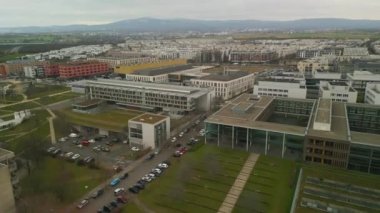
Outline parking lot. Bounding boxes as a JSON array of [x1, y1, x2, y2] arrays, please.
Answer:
[[64, 117, 207, 212], [52, 133, 140, 171]]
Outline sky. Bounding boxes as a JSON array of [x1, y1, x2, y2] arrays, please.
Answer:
[[0, 0, 380, 27]]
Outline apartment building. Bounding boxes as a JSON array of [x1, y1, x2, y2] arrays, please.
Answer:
[[128, 113, 170, 149], [319, 81, 357, 103], [190, 71, 255, 100], [124, 64, 193, 83], [0, 64, 7, 77], [58, 61, 109, 79], [365, 83, 380, 105], [0, 148, 17, 213], [347, 71, 380, 102], [229, 50, 277, 63], [88, 57, 158, 68], [297, 56, 337, 74], [72, 79, 214, 116]]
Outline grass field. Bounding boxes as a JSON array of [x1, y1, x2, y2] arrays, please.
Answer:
[[0, 94, 24, 104], [57, 108, 143, 132], [296, 164, 380, 213], [123, 144, 249, 213], [233, 155, 297, 213], [0, 101, 40, 116], [25, 84, 70, 99], [36, 92, 80, 105], [21, 158, 110, 204]]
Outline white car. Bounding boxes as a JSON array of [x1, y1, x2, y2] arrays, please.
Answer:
[[88, 139, 96, 143], [114, 188, 125, 195], [141, 175, 152, 182], [152, 168, 162, 174], [76, 199, 89, 209], [58, 137, 66, 142], [147, 173, 156, 179], [71, 154, 80, 160], [158, 163, 168, 169], [131, 147, 140, 152], [171, 137, 177, 143], [65, 152, 74, 158], [69, 133, 78, 138], [179, 132, 184, 137]]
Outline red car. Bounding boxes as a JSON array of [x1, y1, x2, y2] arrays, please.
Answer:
[[81, 140, 90, 146], [179, 147, 188, 155], [116, 196, 128, 204]]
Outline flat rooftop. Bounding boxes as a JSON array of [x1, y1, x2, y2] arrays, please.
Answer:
[[132, 64, 193, 76], [198, 71, 252, 82], [85, 79, 211, 98], [0, 148, 15, 162], [314, 99, 331, 124], [130, 113, 168, 125], [206, 94, 312, 136]]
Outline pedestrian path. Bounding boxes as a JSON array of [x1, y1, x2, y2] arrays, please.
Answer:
[[218, 153, 259, 213]]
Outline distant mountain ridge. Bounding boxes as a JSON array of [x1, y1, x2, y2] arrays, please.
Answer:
[[1, 17, 380, 33]]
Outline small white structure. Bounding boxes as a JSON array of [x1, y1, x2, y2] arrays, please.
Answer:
[[128, 113, 170, 149], [319, 81, 357, 103], [365, 83, 380, 105], [0, 110, 32, 131]]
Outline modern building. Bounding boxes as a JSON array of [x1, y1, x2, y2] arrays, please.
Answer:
[[0, 110, 32, 131], [319, 81, 358, 103], [365, 83, 380, 105], [0, 148, 17, 213], [254, 79, 307, 99], [128, 113, 170, 149], [229, 50, 277, 63], [190, 71, 255, 100], [347, 71, 380, 102], [88, 57, 158, 68], [58, 61, 109, 79], [204, 94, 380, 175], [0, 64, 8, 77], [297, 56, 337, 74], [124, 64, 194, 83], [42, 63, 60, 77], [71, 79, 214, 116]]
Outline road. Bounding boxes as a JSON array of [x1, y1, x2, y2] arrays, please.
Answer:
[[66, 121, 204, 213]]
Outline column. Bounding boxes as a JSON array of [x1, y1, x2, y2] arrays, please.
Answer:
[[265, 131, 268, 155], [246, 128, 249, 151], [217, 124, 220, 147], [282, 133, 286, 158], [232, 126, 234, 149]]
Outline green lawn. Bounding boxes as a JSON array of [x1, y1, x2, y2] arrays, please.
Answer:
[[233, 155, 297, 213], [21, 158, 110, 203], [0, 101, 40, 116], [123, 144, 249, 213], [0, 94, 24, 104], [57, 108, 143, 132], [296, 164, 380, 213], [36, 92, 80, 105], [25, 84, 70, 99], [0, 53, 25, 62]]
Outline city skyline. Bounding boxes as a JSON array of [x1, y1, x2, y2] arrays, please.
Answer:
[[1, 0, 380, 27]]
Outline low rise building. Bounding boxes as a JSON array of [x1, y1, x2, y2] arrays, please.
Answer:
[[128, 113, 170, 149], [254, 79, 307, 99], [190, 71, 255, 100], [229, 50, 277, 63], [72, 79, 214, 116], [365, 83, 380, 105], [297, 56, 337, 74], [124, 64, 193, 83], [0, 148, 17, 213], [319, 81, 357, 103], [88, 57, 158, 68], [347, 71, 380, 102], [58, 61, 109, 79], [0, 110, 32, 131]]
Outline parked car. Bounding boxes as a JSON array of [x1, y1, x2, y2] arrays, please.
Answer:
[[65, 152, 74, 159], [81, 140, 90, 146], [171, 137, 177, 143], [110, 201, 118, 208], [128, 186, 140, 194], [51, 148, 61, 157], [131, 147, 140, 152], [84, 156, 94, 164], [179, 132, 184, 137], [179, 147, 188, 155], [88, 139, 96, 143], [141, 175, 152, 182], [46, 147, 56, 153], [114, 187, 125, 196], [116, 196, 128, 204], [76, 199, 89, 209], [152, 168, 162, 175], [93, 145, 101, 152], [91, 188, 104, 199], [162, 160, 171, 166], [113, 165, 122, 173], [101, 146, 110, 152], [71, 154, 81, 161], [110, 178, 121, 186], [120, 172, 129, 180], [102, 205, 111, 212], [173, 151, 182, 157], [135, 183, 145, 190], [72, 140, 80, 145], [158, 163, 168, 169]]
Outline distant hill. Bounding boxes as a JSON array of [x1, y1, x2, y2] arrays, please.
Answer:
[[1, 18, 380, 33]]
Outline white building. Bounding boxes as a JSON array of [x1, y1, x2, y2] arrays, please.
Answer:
[[347, 71, 380, 90], [253, 79, 307, 99], [319, 81, 357, 103], [128, 113, 170, 149], [23, 66, 36, 78], [365, 83, 380, 105], [88, 57, 158, 68], [190, 71, 255, 100], [0, 110, 32, 131], [297, 56, 336, 74]]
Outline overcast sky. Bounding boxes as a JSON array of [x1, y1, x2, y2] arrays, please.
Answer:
[[1, 0, 380, 27]]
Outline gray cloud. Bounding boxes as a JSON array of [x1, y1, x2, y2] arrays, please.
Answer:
[[0, 0, 379, 27]]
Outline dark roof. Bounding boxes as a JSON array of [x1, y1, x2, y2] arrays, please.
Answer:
[[133, 64, 193, 76], [199, 71, 251, 81]]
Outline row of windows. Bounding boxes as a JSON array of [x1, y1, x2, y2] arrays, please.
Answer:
[[258, 88, 289, 93], [331, 93, 349, 97], [258, 93, 288, 97]]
